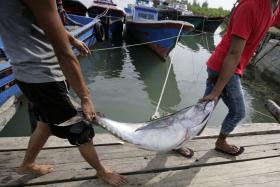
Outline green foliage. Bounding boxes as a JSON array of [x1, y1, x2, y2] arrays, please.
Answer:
[[187, 3, 230, 17]]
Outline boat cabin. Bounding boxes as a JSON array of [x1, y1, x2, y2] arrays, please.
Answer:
[[133, 6, 158, 21], [126, 4, 182, 22]]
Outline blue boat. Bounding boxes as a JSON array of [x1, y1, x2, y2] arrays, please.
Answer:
[[0, 63, 21, 106], [0, 38, 8, 62], [65, 14, 104, 55], [61, 0, 87, 16], [88, 0, 125, 39], [124, 4, 194, 59], [0, 62, 21, 131]]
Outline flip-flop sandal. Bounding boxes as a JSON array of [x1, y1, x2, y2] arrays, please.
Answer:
[[174, 147, 194, 158], [215, 145, 244, 156]]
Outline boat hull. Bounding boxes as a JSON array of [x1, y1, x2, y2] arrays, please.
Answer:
[[125, 20, 193, 59], [0, 63, 21, 106], [88, 4, 125, 39], [62, 0, 87, 16], [196, 16, 225, 33], [178, 15, 203, 28], [66, 14, 99, 55], [178, 15, 224, 33]]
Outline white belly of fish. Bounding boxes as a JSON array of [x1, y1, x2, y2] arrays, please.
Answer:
[[96, 117, 187, 152]]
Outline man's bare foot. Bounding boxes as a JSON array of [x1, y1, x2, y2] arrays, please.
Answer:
[[16, 163, 54, 175], [97, 170, 127, 186]]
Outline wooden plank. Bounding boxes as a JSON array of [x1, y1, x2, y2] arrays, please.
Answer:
[[43, 157, 280, 187], [199, 123, 280, 138], [0, 133, 123, 151], [1, 134, 280, 186], [1, 133, 280, 167]]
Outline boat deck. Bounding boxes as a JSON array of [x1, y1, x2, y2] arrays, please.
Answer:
[[1, 123, 280, 187]]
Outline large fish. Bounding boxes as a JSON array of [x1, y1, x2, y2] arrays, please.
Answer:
[[92, 101, 215, 152]]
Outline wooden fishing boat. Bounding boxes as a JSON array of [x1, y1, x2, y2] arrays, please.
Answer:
[[65, 14, 104, 54], [0, 62, 22, 132], [195, 16, 225, 33], [88, 0, 125, 39], [178, 15, 204, 29], [0, 39, 8, 63], [61, 0, 87, 16], [124, 4, 194, 59]]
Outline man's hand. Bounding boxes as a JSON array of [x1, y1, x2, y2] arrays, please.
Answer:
[[68, 33, 91, 56], [200, 93, 219, 104], [72, 38, 90, 56], [81, 97, 96, 121]]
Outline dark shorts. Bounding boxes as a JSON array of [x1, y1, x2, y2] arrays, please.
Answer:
[[17, 80, 95, 145]]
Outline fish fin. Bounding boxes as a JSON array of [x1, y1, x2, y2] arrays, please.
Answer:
[[136, 105, 195, 132], [135, 121, 171, 131]]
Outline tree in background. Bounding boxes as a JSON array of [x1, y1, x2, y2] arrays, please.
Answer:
[[202, 1, 208, 8], [192, 0, 199, 6]]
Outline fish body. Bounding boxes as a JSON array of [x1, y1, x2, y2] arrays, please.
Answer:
[[94, 101, 215, 152]]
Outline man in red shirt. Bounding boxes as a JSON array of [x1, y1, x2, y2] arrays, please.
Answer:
[[200, 0, 280, 156]]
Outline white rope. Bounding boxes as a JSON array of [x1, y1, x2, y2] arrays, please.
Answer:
[[89, 32, 208, 52], [152, 24, 184, 119], [254, 110, 275, 120], [94, 7, 110, 19]]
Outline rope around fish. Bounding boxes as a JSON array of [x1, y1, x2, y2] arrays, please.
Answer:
[[151, 24, 184, 119]]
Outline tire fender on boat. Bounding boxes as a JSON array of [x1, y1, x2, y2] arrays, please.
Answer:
[[94, 22, 105, 42]]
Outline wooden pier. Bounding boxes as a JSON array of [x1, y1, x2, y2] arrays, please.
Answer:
[[1, 123, 280, 187]]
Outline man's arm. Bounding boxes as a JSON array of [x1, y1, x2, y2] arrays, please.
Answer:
[[24, 0, 95, 120], [202, 35, 246, 102]]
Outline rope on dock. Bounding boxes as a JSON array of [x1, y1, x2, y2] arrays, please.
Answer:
[[254, 110, 276, 120]]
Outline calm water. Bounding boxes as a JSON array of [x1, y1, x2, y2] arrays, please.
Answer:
[[1, 1, 279, 137]]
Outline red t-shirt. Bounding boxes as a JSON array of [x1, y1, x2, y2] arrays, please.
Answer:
[[207, 0, 275, 75]]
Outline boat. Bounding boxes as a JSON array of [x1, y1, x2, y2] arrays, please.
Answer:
[[0, 63, 21, 106], [124, 4, 194, 59], [178, 15, 204, 29], [0, 62, 22, 131], [0, 39, 8, 63], [61, 0, 87, 16], [65, 13, 105, 54], [195, 16, 225, 33], [88, 0, 125, 39]]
